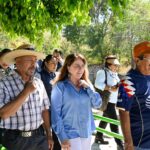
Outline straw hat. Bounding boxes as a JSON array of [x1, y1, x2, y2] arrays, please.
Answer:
[[2, 44, 45, 64]]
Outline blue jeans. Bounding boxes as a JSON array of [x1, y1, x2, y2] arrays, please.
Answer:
[[1, 128, 49, 150]]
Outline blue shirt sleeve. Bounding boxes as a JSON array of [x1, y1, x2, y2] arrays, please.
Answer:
[[51, 83, 69, 141], [86, 86, 102, 109]]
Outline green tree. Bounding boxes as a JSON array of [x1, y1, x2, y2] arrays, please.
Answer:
[[0, 0, 128, 42]]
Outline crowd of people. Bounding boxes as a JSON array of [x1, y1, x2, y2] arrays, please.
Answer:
[[0, 41, 150, 150]]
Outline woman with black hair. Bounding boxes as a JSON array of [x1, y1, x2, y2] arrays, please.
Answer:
[[40, 54, 61, 150], [0, 48, 13, 79]]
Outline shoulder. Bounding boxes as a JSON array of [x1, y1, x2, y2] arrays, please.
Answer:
[[0, 72, 16, 82], [55, 80, 66, 89], [96, 69, 105, 75]]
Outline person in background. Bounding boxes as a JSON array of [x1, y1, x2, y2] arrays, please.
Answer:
[[0, 44, 53, 150], [53, 49, 64, 71], [51, 53, 101, 150], [0, 48, 13, 79], [94, 55, 123, 150], [117, 41, 150, 150], [40, 54, 61, 150]]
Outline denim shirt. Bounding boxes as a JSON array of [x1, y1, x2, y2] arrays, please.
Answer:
[[51, 79, 101, 141]]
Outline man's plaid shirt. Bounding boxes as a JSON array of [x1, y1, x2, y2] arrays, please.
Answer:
[[0, 71, 50, 131]]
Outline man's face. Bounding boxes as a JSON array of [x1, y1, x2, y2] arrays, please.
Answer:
[[136, 53, 150, 75], [53, 52, 61, 61], [15, 55, 37, 77]]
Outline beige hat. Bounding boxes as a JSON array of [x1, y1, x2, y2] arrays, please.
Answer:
[[2, 44, 45, 64], [105, 55, 120, 65]]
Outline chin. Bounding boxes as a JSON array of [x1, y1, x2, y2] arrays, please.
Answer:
[[76, 76, 82, 80]]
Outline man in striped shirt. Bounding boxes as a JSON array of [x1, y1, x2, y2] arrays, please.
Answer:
[[0, 44, 53, 150]]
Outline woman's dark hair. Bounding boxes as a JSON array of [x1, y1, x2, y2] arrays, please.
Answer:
[[56, 53, 90, 84], [105, 62, 112, 68], [0, 49, 11, 69], [0, 49, 11, 58], [41, 54, 53, 68]]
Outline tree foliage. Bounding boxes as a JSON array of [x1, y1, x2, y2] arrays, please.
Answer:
[[63, 0, 150, 64], [0, 0, 128, 42]]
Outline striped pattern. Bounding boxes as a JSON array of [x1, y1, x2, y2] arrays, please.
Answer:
[[0, 72, 50, 131], [120, 76, 136, 97]]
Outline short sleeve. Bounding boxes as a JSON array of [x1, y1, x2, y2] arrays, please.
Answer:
[[117, 76, 136, 111]]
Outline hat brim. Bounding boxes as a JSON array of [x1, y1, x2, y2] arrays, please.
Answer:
[[106, 59, 120, 65], [2, 50, 45, 64]]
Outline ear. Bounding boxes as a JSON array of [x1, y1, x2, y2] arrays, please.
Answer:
[[135, 57, 140, 65]]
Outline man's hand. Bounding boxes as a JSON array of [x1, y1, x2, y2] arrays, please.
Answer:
[[24, 80, 36, 93], [124, 142, 134, 150], [47, 136, 54, 150]]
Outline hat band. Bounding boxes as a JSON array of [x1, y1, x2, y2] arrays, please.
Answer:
[[15, 47, 35, 51]]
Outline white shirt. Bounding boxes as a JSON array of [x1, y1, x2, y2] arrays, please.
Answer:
[[94, 68, 120, 104]]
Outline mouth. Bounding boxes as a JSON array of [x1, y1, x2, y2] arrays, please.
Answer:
[[77, 73, 83, 76]]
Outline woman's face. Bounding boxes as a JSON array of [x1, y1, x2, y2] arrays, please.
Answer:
[[68, 58, 85, 80], [0, 59, 9, 70], [108, 64, 119, 72], [45, 58, 57, 73]]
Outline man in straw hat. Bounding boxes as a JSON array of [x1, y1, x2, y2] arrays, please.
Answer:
[[0, 44, 53, 150], [117, 41, 150, 150]]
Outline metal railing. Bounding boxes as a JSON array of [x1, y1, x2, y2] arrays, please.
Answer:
[[93, 113, 124, 140]]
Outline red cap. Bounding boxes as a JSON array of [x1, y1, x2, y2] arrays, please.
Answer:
[[133, 41, 150, 59]]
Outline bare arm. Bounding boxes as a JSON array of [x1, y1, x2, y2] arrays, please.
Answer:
[[119, 109, 134, 150], [42, 109, 52, 138], [0, 81, 36, 119]]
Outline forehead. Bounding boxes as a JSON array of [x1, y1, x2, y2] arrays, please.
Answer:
[[53, 52, 60, 56], [143, 53, 150, 58], [48, 57, 57, 62], [72, 58, 85, 64]]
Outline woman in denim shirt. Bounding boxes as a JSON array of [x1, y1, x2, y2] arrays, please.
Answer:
[[51, 53, 102, 150]]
